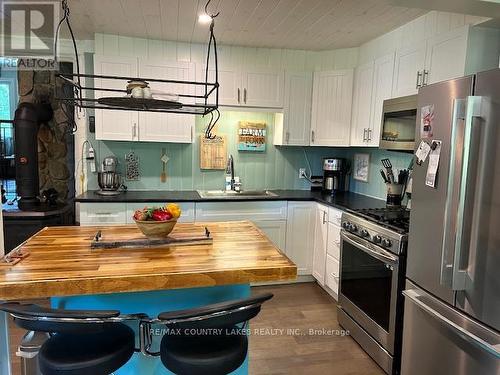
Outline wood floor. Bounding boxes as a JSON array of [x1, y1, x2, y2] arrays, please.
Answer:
[[8, 283, 384, 375]]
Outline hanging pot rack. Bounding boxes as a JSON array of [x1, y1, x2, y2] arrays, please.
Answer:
[[54, 0, 220, 121]]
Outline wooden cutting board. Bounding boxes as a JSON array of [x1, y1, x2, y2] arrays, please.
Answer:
[[200, 135, 227, 169]]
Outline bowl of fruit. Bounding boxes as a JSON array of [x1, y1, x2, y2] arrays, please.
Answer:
[[133, 203, 182, 239]]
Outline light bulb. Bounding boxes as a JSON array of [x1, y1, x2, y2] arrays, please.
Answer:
[[198, 14, 212, 24]]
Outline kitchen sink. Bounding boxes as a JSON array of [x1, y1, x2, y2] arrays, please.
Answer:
[[197, 190, 278, 199]]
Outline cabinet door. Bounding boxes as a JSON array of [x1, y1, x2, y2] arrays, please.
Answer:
[[283, 71, 312, 146], [285, 202, 315, 276], [311, 70, 354, 146], [392, 42, 426, 97], [94, 56, 138, 141], [79, 203, 127, 226], [369, 52, 395, 146], [312, 205, 328, 285], [254, 220, 287, 251], [425, 27, 468, 85], [138, 60, 195, 143], [350, 62, 374, 147], [242, 68, 284, 108], [196, 65, 242, 106]]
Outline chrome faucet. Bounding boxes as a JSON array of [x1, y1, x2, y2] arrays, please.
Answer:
[[226, 154, 235, 190]]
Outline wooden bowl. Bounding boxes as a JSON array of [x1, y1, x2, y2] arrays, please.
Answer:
[[134, 219, 177, 239]]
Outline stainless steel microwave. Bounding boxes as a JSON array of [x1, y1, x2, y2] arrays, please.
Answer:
[[379, 95, 417, 151]]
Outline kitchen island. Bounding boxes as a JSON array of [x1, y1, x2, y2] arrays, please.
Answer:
[[0, 221, 296, 374]]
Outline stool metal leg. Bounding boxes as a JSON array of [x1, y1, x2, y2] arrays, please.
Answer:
[[0, 310, 12, 375]]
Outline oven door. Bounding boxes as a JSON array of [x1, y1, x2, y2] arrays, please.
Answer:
[[339, 230, 399, 354]]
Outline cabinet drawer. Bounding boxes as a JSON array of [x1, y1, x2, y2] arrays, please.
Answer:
[[328, 207, 343, 226], [325, 254, 340, 294], [196, 201, 287, 222], [79, 203, 127, 225], [327, 222, 341, 260], [126, 202, 195, 223]]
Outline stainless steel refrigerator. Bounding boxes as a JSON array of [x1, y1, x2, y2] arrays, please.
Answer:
[[402, 69, 500, 375]]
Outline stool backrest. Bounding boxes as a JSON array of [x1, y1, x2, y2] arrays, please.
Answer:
[[0, 302, 122, 334], [157, 293, 273, 331]]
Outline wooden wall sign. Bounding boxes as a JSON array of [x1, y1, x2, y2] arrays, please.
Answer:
[[200, 135, 227, 170], [238, 121, 266, 152]]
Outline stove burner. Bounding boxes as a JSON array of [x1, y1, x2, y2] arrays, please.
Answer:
[[348, 208, 410, 233]]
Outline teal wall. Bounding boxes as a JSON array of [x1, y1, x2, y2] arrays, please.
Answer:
[[88, 110, 412, 200]]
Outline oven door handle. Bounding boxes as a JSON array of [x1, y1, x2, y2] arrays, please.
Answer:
[[341, 231, 399, 265]]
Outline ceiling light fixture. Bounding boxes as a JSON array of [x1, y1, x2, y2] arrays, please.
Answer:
[[198, 14, 212, 24]]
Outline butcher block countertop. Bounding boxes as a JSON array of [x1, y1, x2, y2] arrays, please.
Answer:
[[0, 221, 297, 301]]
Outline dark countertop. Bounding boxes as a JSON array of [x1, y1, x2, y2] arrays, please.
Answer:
[[75, 190, 386, 211]]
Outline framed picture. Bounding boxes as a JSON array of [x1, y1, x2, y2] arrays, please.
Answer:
[[353, 153, 370, 182]]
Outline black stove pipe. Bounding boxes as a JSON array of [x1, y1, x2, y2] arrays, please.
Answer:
[[14, 102, 53, 210]]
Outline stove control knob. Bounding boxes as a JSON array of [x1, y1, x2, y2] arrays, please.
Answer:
[[342, 221, 350, 229], [349, 224, 358, 232], [381, 238, 392, 248], [360, 229, 369, 238], [373, 235, 382, 244]]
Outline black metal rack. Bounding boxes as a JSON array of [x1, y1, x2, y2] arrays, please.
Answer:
[[55, 72, 219, 115]]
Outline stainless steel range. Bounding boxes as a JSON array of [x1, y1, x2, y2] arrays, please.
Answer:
[[338, 208, 409, 375]]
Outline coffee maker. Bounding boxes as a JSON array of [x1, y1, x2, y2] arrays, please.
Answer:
[[322, 158, 348, 194]]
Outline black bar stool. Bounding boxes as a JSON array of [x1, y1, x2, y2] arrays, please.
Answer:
[[0, 302, 145, 375], [140, 293, 273, 375]]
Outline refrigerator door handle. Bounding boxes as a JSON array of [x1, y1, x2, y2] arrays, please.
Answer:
[[452, 96, 483, 291], [440, 98, 466, 288], [403, 288, 500, 358]]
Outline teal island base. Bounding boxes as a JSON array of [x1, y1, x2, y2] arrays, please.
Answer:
[[51, 284, 251, 375]]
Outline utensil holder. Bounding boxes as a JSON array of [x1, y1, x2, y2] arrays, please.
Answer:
[[386, 183, 403, 207]]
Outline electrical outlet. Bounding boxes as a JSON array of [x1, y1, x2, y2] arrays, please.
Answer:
[[299, 168, 306, 179]]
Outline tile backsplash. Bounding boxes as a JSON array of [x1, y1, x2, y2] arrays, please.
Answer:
[[88, 110, 412, 200]]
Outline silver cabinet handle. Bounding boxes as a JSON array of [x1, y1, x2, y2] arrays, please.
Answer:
[[403, 288, 500, 358], [243, 88, 247, 104], [132, 123, 137, 139], [416, 71, 423, 89], [363, 128, 367, 142], [285, 131, 290, 143], [322, 211, 327, 224], [367, 128, 372, 141], [311, 130, 315, 143], [423, 69, 429, 86], [237, 88, 240, 104]]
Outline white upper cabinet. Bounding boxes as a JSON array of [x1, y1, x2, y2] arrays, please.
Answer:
[[94, 55, 139, 141], [310, 69, 354, 147], [138, 60, 195, 143], [197, 65, 284, 108], [196, 65, 241, 106], [424, 27, 468, 85], [368, 53, 395, 146], [392, 42, 427, 97], [242, 68, 284, 108], [274, 71, 312, 146], [350, 62, 374, 147]]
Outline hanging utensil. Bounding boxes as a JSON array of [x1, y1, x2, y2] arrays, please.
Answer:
[[160, 149, 169, 183], [381, 158, 395, 183], [380, 169, 389, 183]]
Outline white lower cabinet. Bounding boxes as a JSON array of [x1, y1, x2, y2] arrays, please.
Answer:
[[325, 255, 340, 297], [285, 202, 315, 276], [312, 204, 328, 285], [253, 220, 287, 251], [79, 203, 128, 226]]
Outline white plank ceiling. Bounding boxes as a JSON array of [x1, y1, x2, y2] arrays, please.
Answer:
[[65, 0, 427, 50]]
